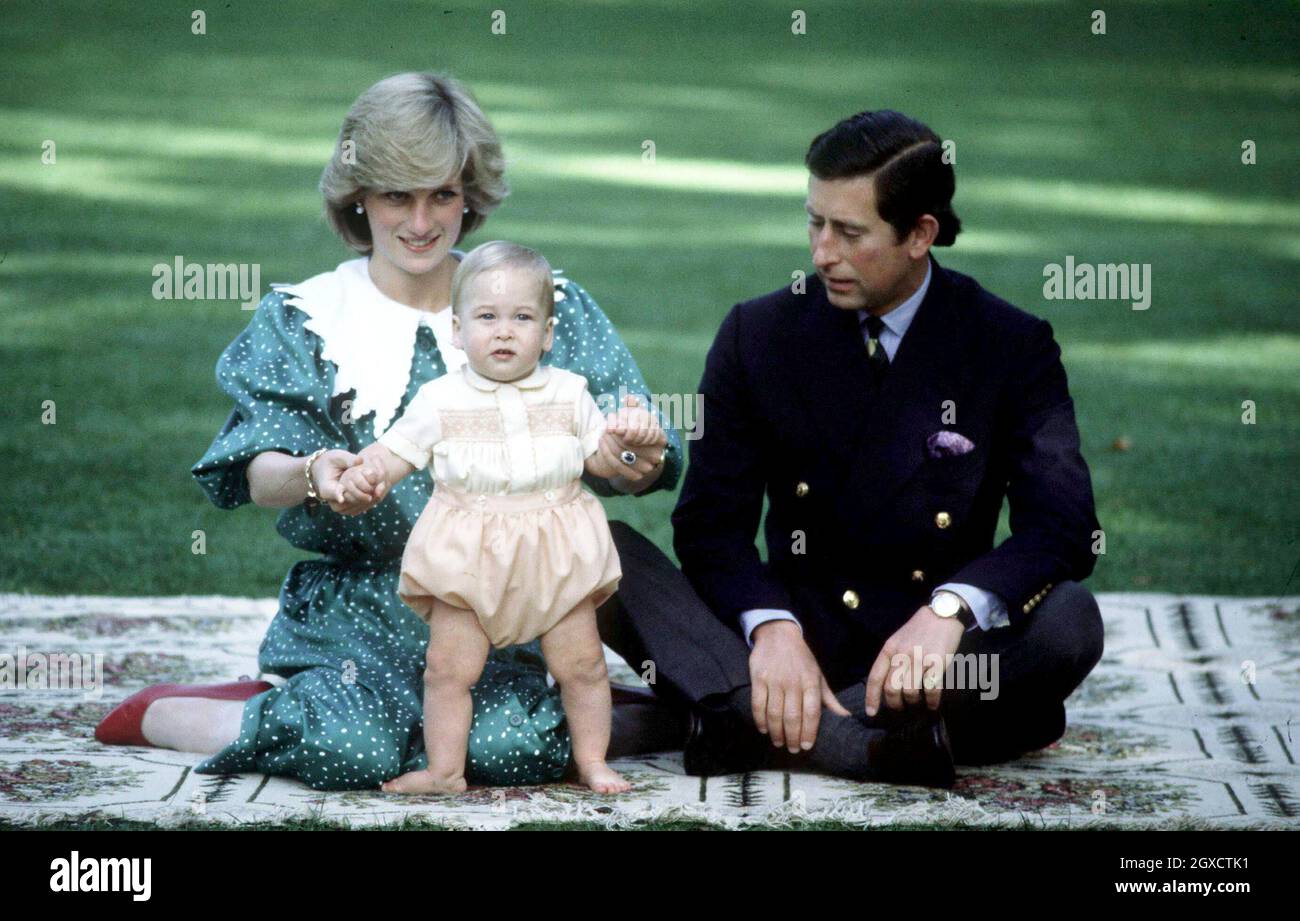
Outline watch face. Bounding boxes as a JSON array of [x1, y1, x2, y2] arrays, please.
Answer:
[[932, 593, 959, 617]]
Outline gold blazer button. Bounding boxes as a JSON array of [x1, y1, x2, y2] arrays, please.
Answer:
[[841, 589, 860, 610], [795, 481, 810, 498], [934, 511, 952, 529]]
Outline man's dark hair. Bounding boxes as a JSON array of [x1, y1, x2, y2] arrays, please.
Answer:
[[805, 110, 961, 246]]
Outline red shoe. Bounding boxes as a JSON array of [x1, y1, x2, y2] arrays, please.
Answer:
[[94, 678, 274, 747]]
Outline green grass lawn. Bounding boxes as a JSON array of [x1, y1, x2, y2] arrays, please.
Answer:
[[2, 0, 1297, 599]]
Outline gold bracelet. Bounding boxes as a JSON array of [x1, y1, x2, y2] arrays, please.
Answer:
[[303, 448, 328, 503]]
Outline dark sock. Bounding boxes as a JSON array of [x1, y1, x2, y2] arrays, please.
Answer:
[[805, 684, 889, 780], [607, 701, 690, 759], [724, 683, 888, 780], [725, 686, 755, 725]]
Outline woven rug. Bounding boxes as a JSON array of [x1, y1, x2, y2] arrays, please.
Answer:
[[1, 592, 1297, 829]]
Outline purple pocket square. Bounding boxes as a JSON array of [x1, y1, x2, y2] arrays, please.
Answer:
[[926, 430, 976, 459]]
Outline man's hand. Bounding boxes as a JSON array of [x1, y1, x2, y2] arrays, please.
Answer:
[[864, 606, 967, 717], [749, 620, 851, 753]]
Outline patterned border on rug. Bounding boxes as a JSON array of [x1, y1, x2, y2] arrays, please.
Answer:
[[2, 592, 1297, 829]]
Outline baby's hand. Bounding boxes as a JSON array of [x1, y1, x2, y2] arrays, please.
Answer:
[[605, 405, 663, 447], [340, 463, 385, 505]]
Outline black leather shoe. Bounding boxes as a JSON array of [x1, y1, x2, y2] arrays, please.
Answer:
[[682, 708, 768, 777], [865, 712, 956, 788]]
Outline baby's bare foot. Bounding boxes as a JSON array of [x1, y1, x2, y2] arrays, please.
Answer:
[[576, 761, 631, 794], [380, 769, 467, 795]]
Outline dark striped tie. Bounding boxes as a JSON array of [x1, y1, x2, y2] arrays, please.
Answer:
[[861, 313, 890, 384]]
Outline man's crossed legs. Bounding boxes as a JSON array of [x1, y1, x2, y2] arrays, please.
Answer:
[[597, 521, 1104, 779]]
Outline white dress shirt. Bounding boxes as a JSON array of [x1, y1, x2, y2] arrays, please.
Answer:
[[740, 261, 1011, 646]]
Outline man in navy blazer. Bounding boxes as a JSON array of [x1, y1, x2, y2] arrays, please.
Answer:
[[656, 110, 1105, 785]]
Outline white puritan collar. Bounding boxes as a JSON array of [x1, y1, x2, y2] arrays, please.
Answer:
[[272, 257, 468, 438], [273, 257, 573, 438]]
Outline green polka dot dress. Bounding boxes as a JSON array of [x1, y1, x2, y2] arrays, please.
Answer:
[[190, 258, 682, 790]]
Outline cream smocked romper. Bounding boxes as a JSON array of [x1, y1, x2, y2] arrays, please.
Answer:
[[377, 362, 622, 647]]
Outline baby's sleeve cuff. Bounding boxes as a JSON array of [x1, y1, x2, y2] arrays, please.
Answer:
[[378, 431, 432, 470], [581, 426, 604, 458]]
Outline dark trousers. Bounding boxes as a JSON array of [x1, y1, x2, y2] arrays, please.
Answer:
[[597, 521, 1105, 771]]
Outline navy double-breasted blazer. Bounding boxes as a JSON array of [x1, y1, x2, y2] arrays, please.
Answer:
[[671, 257, 1101, 682]]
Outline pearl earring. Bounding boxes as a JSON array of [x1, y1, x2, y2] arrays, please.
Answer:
[[354, 203, 364, 214], [463, 207, 470, 213]]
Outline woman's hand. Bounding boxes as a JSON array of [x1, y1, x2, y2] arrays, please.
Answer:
[[310, 450, 378, 516], [597, 395, 668, 493], [584, 447, 623, 480]]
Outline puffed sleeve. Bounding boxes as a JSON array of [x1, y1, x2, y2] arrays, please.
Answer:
[[191, 291, 347, 509], [574, 383, 607, 458], [377, 380, 443, 470], [545, 279, 684, 496]]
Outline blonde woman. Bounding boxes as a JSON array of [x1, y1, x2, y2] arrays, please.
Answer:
[[94, 72, 686, 790]]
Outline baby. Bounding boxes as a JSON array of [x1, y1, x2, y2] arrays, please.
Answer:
[[341, 240, 662, 795]]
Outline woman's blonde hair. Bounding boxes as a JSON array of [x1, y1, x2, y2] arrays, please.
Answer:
[[319, 72, 509, 252], [452, 241, 555, 318]]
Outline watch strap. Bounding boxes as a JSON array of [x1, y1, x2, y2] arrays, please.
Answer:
[[932, 590, 978, 630]]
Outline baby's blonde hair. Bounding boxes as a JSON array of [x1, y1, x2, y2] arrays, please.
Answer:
[[451, 241, 555, 318]]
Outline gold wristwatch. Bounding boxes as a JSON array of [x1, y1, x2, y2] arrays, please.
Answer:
[[930, 590, 977, 629]]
